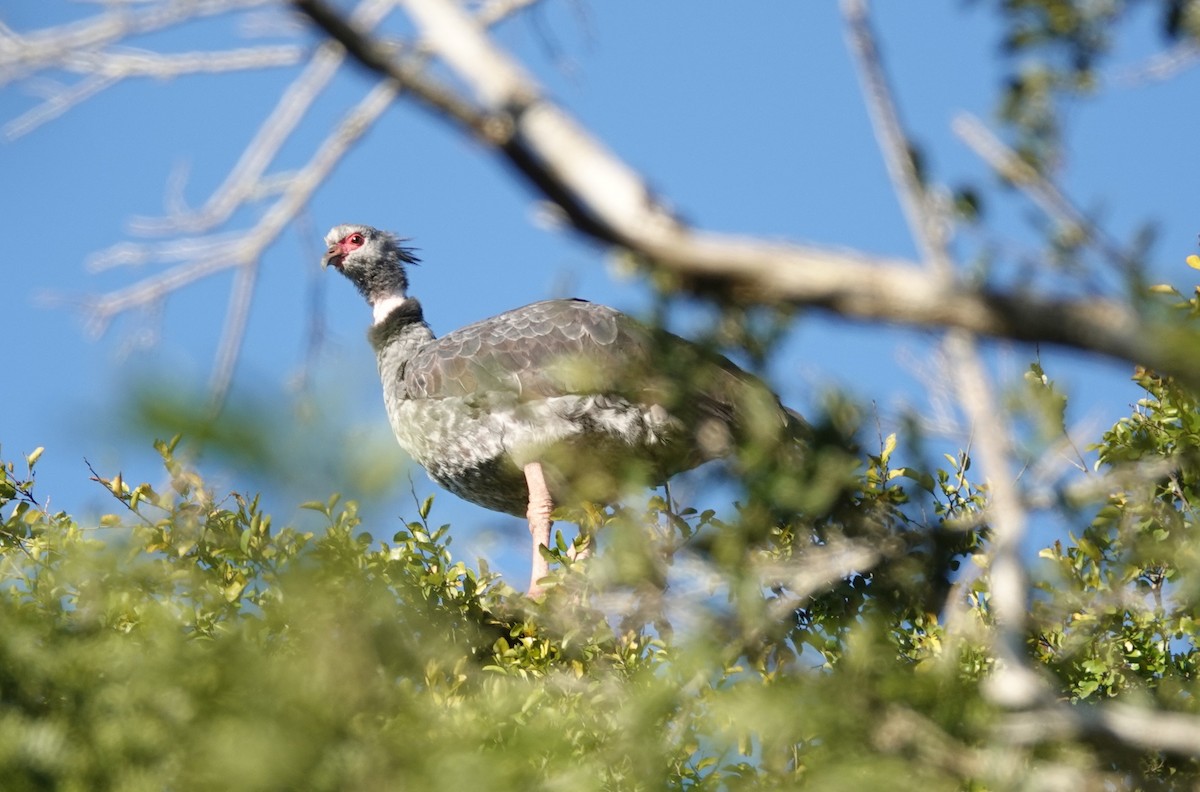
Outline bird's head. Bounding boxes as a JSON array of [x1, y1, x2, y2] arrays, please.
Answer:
[[322, 223, 420, 307]]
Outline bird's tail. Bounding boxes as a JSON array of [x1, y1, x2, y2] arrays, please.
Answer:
[[727, 382, 839, 519]]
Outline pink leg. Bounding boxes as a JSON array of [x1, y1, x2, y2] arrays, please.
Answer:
[[523, 461, 554, 597]]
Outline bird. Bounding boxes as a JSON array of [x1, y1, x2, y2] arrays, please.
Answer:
[[322, 223, 803, 596]]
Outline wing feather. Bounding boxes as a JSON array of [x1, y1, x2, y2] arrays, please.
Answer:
[[400, 297, 793, 458], [402, 299, 651, 402]]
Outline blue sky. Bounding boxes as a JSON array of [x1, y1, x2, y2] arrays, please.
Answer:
[[2, 2, 1197, 586]]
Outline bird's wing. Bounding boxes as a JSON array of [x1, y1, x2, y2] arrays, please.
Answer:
[[401, 298, 792, 445], [401, 299, 657, 402]]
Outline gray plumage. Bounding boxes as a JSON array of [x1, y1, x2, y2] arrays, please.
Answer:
[[323, 223, 797, 520]]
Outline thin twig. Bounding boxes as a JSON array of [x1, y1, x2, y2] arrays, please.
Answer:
[[0, 0, 276, 83], [29, 0, 545, 408], [289, 211, 328, 396], [62, 44, 307, 77], [130, 0, 398, 235], [475, 0, 542, 27], [953, 112, 1134, 273], [87, 231, 246, 273], [208, 261, 259, 413], [1114, 40, 1200, 85], [85, 248, 246, 337], [841, 0, 950, 279], [130, 42, 348, 235], [5, 44, 307, 141], [84, 458, 157, 528], [83, 77, 399, 340], [3, 72, 119, 139]]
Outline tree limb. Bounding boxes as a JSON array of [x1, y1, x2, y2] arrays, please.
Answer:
[[843, 0, 1048, 709], [295, 0, 1200, 384]]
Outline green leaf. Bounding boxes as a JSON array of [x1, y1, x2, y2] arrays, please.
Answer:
[[880, 432, 897, 465], [893, 466, 935, 493]]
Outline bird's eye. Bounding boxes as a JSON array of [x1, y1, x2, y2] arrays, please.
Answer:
[[348, 234, 363, 245]]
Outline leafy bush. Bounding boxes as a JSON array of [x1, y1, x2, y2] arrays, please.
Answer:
[[4, 353, 1200, 792]]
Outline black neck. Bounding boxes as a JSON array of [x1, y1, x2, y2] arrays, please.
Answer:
[[367, 298, 427, 351]]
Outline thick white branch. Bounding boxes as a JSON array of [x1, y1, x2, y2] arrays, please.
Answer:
[[294, 0, 1199, 385]]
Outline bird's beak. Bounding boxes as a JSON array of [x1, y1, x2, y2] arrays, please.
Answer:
[[321, 243, 343, 270]]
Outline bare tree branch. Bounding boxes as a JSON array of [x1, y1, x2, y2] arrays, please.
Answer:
[[841, 0, 951, 281], [208, 256, 259, 412], [1004, 701, 1200, 758], [18, 0, 1191, 396], [29, 0, 542, 407], [62, 45, 306, 78], [0, 0, 563, 413], [294, 0, 1200, 387], [129, 0, 398, 235], [475, 0, 542, 28], [3, 72, 120, 139], [757, 540, 882, 624], [953, 112, 1134, 273], [1114, 39, 1200, 85], [293, 0, 502, 137], [84, 76, 398, 334], [0, 0, 276, 83], [3, 43, 305, 142], [842, 0, 1048, 709], [841, 4, 1200, 760]]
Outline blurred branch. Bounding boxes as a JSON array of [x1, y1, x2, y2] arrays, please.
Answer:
[[33, 0, 541, 408], [209, 257, 260, 412], [1114, 39, 1200, 85], [1004, 701, 1200, 757], [3, 45, 305, 140], [3, 73, 121, 139], [873, 707, 988, 782], [129, 0, 398, 235], [61, 45, 306, 77], [840, 0, 950, 281], [952, 112, 1134, 273], [475, 0, 543, 28], [0, 0, 276, 83], [12, 0, 1195, 398], [293, 0, 499, 135], [586, 538, 882, 644], [757, 539, 881, 623], [289, 213, 330, 396], [842, 0, 1047, 709], [946, 337, 1048, 708], [296, 0, 1200, 385], [83, 77, 401, 374]]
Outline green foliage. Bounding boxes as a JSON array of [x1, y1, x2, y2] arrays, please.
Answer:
[[1034, 365, 1200, 703], [987, 0, 1200, 169], [9, 332, 1200, 788], [0, 427, 981, 790]]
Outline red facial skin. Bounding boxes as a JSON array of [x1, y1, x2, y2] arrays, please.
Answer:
[[322, 231, 365, 270]]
